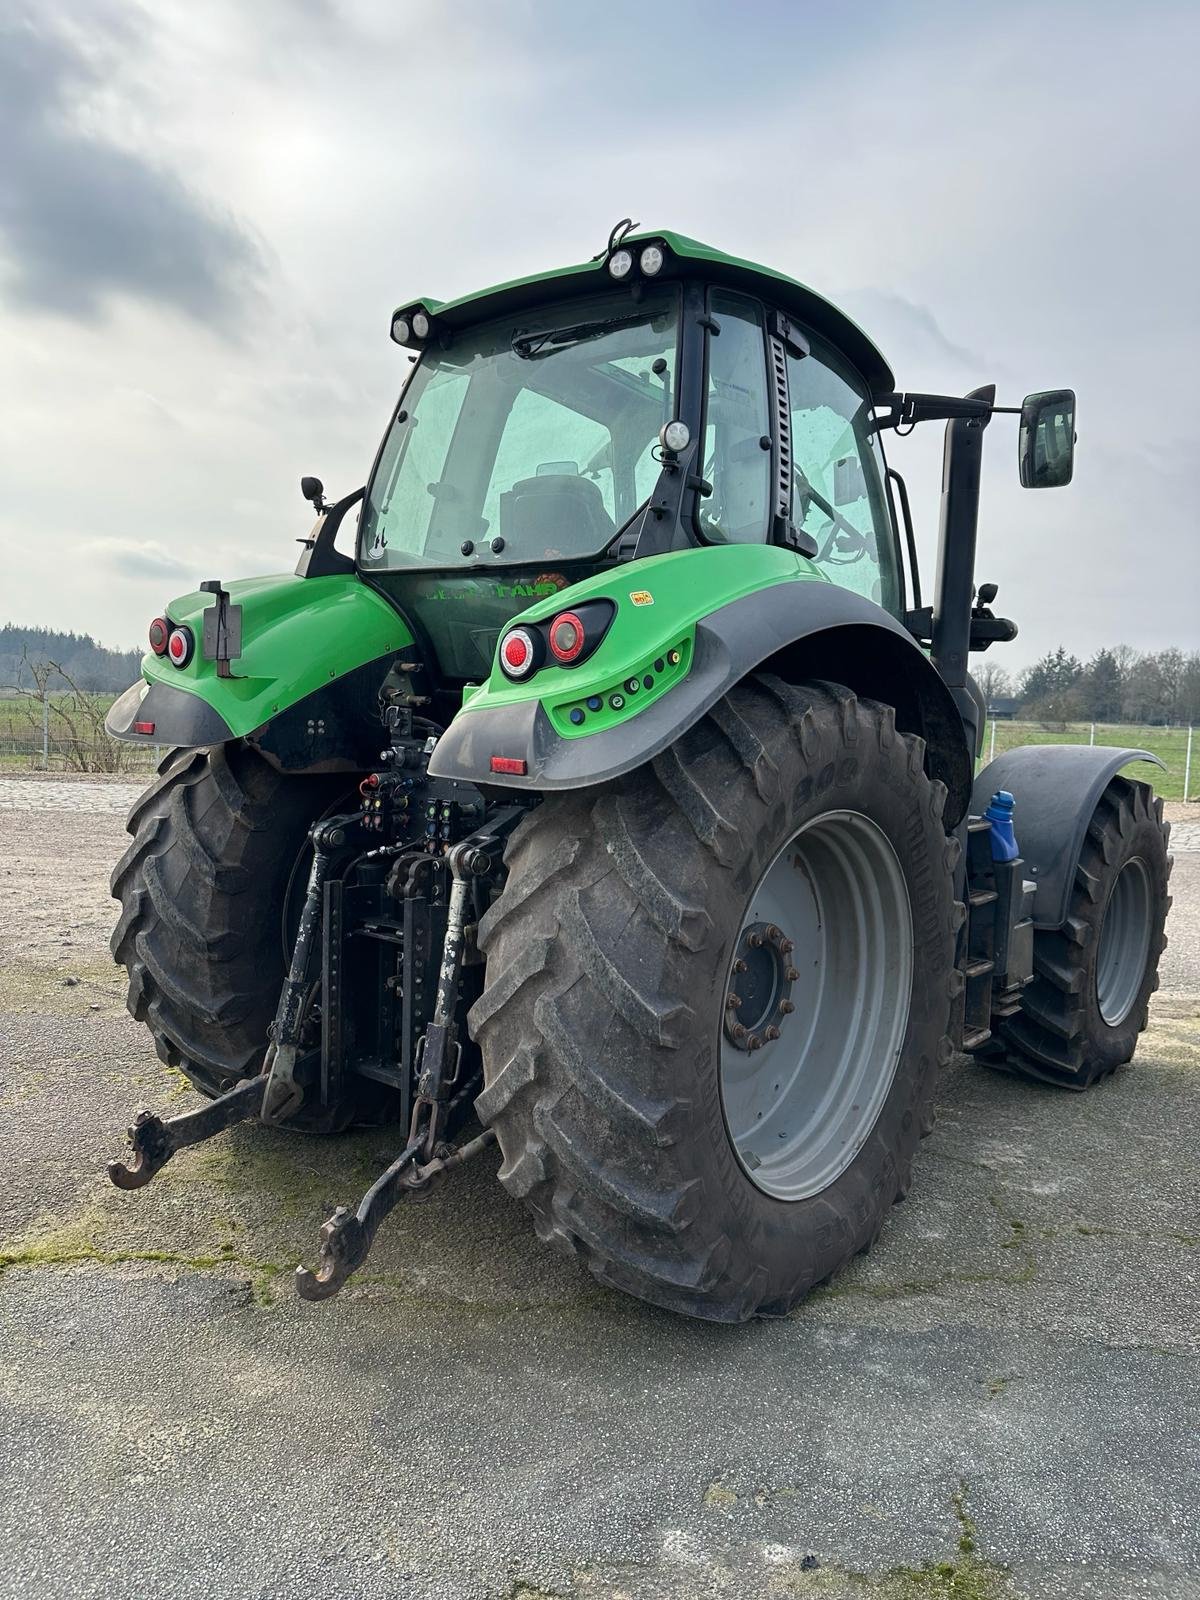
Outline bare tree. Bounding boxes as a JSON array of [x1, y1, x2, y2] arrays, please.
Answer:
[[4, 648, 129, 772], [973, 661, 1012, 707]]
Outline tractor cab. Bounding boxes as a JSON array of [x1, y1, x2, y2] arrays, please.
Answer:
[[356, 228, 905, 691]]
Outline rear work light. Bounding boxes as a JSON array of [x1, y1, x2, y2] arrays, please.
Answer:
[[148, 617, 170, 655], [499, 627, 539, 680], [548, 610, 586, 664], [166, 625, 194, 668]]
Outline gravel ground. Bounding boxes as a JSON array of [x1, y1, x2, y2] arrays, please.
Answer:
[[1, 777, 1197, 1600]]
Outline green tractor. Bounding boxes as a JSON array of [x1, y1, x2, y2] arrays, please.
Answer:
[[105, 222, 1171, 1319]]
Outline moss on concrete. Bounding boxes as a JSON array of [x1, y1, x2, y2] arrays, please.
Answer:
[[0, 1206, 286, 1302], [773, 1485, 1017, 1598], [0, 954, 124, 1015]]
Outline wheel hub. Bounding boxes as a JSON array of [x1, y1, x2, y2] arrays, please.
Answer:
[[724, 921, 798, 1051]]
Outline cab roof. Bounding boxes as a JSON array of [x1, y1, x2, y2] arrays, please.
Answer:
[[396, 228, 895, 396]]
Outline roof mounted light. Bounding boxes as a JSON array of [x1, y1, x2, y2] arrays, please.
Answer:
[[412, 309, 431, 340], [607, 248, 633, 281], [639, 244, 665, 276], [391, 313, 412, 345]]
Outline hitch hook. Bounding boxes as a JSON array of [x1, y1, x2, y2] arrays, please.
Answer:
[[107, 1074, 267, 1190], [294, 1123, 496, 1301]]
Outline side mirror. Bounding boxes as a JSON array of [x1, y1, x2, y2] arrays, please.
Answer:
[[301, 475, 326, 509], [1019, 390, 1076, 488], [833, 455, 868, 506]]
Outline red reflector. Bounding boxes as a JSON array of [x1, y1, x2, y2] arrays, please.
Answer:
[[490, 756, 527, 775], [133, 721, 156, 736], [503, 634, 529, 668], [548, 610, 585, 663], [148, 616, 170, 655]]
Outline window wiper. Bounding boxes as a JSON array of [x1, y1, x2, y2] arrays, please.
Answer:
[[511, 312, 646, 360]]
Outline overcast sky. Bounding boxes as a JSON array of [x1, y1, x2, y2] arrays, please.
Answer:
[[2, 0, 1197, 672]]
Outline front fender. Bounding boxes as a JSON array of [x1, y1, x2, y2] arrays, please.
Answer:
[[972, 745, 1165, 929], [428, 547, 973, 823], [105, 571, 413, 767]]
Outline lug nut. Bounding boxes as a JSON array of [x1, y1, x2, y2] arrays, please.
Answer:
[[785, 966, 800, 982], [726, 993, 742, 1010], [747, 932, 763, 948], [764, 924, 781, 941], [733, 958, 747, 974], [731, 1022, 746, 1040], [748, 1035, 763, 1051], [780, 938, 795, 955], [764, 1025, 780, 1041], [780, 999, 795, 1015]]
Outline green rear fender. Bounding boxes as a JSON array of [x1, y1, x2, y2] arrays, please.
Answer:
[[105, 572, 413, 768], [428, 546, 973, 826]]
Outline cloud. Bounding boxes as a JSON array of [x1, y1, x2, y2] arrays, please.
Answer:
[[840, 290, 989, 382], [78, 538, 193, 580], [0, 8, 263, 329]]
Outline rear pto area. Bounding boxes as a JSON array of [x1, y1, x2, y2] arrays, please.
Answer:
[[96, 225, 1171, 1320]]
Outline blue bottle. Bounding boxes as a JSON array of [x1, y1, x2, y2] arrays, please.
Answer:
[[984, 789, 1019, 862]]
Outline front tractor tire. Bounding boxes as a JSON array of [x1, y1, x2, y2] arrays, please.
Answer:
[[469, 678, 962, 1322], [111, 745, 336, 1099], [991, 775, 1172, 1089]]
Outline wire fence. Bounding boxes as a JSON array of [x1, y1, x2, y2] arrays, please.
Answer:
[[1, 722, 1196, 798], [983, 720, 1195, 802], [0, 734, 162, 775]]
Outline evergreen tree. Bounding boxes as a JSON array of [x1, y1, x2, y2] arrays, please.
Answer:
[[1080, 648, 1123, 721], [1019, 647, 1082, 715]]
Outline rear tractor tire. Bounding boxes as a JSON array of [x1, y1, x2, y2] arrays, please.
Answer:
[[111, 744, 338, 1101], [991, 775, 1171, 1089], [469, 676, 963, 1322]]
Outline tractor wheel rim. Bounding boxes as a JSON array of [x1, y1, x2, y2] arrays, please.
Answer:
[[1096, 855, 1152, 1026], [718, 809, 914, 1203]]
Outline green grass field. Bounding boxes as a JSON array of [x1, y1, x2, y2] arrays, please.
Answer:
[[983, 721, 1195, 801]]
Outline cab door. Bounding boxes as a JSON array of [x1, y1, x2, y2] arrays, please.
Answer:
[[783, 329, 903, 615]]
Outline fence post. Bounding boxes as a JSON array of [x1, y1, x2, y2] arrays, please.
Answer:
[[41, 694, 49, 769], [988, 721, 996, 762], [1186, 726, 1194, 804], [1089, 722, 1095, 747]]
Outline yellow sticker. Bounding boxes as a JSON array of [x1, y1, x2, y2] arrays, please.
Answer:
[[629, 590, 654, 607]]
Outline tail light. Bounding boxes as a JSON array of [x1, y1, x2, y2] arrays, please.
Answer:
[[166, 625, 194, 668], [547, 611, 585, 664], [148, 617, 170, 655], [499, 627, 540, 680], [497, 599, 616, 682]]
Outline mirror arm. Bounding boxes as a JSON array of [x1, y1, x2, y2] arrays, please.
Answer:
[[871, 394, 1022, 433], [295, 487, 364, 579]]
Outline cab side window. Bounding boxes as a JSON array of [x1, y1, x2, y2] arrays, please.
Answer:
[[786, 336, 901, 613], [699, 292, 771, 545]]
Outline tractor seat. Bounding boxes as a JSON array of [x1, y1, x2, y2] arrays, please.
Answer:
[[498, 474, 615, 556]]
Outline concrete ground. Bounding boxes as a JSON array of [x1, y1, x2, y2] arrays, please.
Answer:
[[1, 776, 1197, 1600]]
